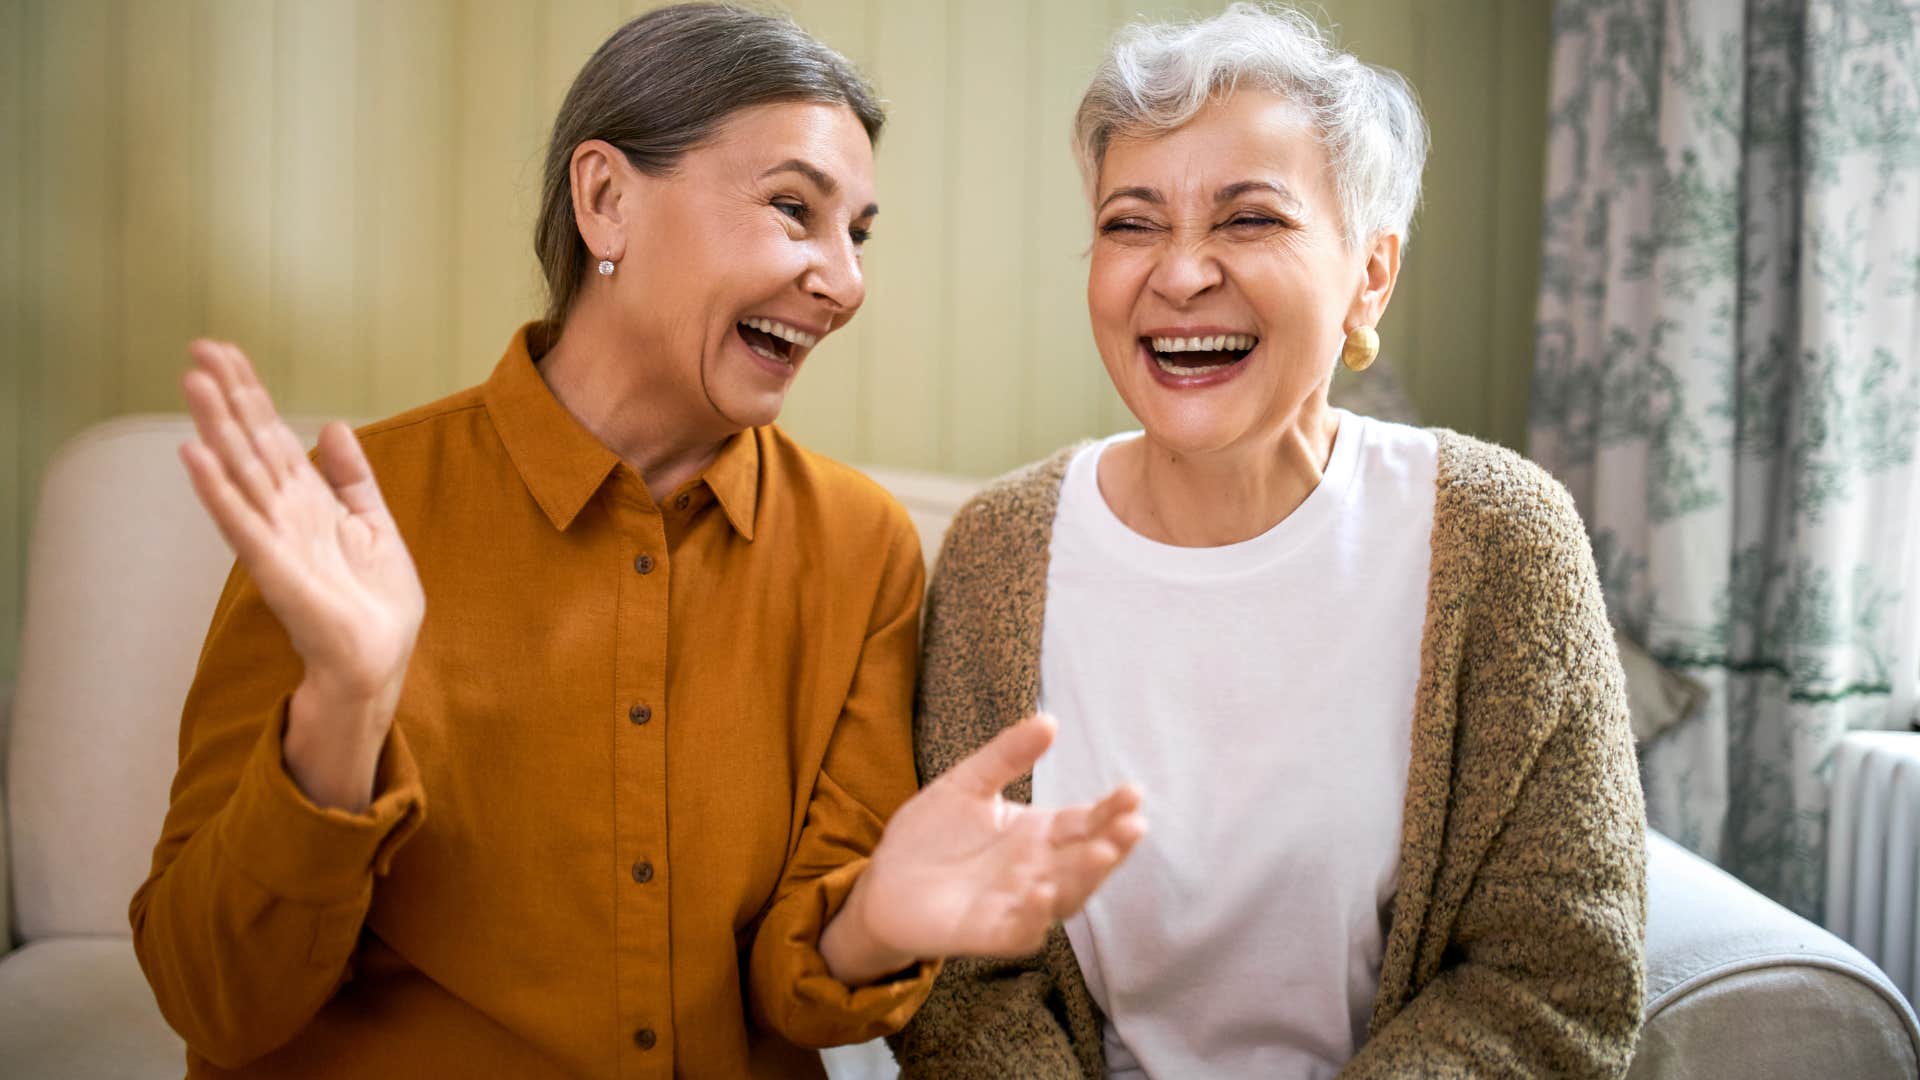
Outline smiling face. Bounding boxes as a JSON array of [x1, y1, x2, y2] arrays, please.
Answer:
[[608, 100, 877, 432], [1088, 90, 1389, 457]]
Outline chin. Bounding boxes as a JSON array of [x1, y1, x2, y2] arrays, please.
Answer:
[[716, 400, 785, 432], [710, 386, 789, 431], [1139, 425, 1243, 458], [1128, 396, 1262, 456], [705, 358, 797, 431]]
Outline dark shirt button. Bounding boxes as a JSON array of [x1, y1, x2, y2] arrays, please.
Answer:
[[632, 859, 654, 884], [633, 553, 654, 574], [629, 703, 652, 725], [633, 1027, 656, 1051], [674, 494, 690, 510]]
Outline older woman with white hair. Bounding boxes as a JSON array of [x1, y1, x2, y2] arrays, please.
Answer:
[[890, 4, 1646, 1078]]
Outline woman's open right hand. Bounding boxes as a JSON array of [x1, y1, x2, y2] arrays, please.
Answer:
[[178, 340, 425, 812]]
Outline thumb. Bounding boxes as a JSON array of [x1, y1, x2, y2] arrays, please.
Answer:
[[943, 713, 1057, 798], [314, 421, 389, 519]]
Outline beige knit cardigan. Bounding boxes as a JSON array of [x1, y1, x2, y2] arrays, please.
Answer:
[[889, 430, 1647, 1079]]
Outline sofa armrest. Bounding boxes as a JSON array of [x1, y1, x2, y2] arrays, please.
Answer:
[[1632, 831, 1920, 1078]]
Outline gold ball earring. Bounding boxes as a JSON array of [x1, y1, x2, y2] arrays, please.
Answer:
[[1341, 325, 1379, 372]]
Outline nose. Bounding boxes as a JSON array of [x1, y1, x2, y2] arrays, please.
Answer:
[[1147, 237, 1222, 307], [802, 234, 865, 315]]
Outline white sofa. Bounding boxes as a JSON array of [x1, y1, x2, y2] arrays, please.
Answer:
[[4, 415, 1917, 1078]]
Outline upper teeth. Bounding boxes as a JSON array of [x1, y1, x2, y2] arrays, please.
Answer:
[[743, 317, 819, 348], [1152, 334, 1257, 353]]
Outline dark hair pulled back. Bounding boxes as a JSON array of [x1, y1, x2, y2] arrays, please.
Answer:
[[534, 3, 884, 328]]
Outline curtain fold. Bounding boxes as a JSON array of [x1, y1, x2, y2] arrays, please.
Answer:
[[1532, 0, 1920, 917]]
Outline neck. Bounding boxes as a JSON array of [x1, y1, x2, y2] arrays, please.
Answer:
[[536, 310, 732, 503], [1100, 397, 1341, 547]]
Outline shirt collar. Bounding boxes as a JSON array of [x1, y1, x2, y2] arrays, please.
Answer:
[[484, 323, 760, 539], [483, 324, 624, 532], [700, 428, 759, 541]]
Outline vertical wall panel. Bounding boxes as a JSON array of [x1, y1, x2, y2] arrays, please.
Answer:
[[357, 0, 456, 416], [201, 0, 276, 366], [1334, 0, 1417, 73], [1022, 0, 1113, 463], [945, 0, 1032, 476], [860, 0, 950, 471], [1, 0, 28, 686], [527, 0, 623, 380], [122, 0, 200, 413], [2, 0, 1559, 680], [776, 0, 875, 463], [1334, 0, 1422, 377], [540, 0, 621, 114], [273, 0, 359, 414], [1408, 0, 1500, 437], [451, 0, 545, 385], [32, 1, 121, 504]]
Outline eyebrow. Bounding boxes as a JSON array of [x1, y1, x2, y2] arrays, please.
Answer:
[[1215, 180, 1303, 213], [1098, 185, 1162, 212], [1097, 180, 1304, 214], [760, 158, 879, 219]]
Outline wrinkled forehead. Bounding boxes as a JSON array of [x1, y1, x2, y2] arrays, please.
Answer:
[[1096, 90, 1332, 208], [701, 100, 879, 206]]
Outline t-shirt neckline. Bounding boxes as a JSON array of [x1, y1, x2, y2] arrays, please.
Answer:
[[1066, 409, 1366, 580]]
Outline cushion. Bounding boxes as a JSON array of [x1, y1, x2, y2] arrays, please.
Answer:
[[9, 415, 325, 941], [1616, 630, 1705, 744], [0, 934, 897, 1080], [0, 937, 184, 1077]]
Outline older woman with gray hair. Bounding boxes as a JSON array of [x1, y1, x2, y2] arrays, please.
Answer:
[[891, 4, 1646, 1077]]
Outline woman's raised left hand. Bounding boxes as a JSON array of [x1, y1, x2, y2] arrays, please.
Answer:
[[820, 714, 1146, 984]]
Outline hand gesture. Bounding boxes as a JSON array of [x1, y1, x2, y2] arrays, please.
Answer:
[[829, 714, 1146, 981], [178, 340, 424, 808]]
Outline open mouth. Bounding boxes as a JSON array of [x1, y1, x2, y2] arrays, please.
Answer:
[[737, 316, 818, 367], [1144, 333, 1259, 376]]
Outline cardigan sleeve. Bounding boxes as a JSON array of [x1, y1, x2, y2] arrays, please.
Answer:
[[889, 947, 1087, 1079], [1341, 462, 1647, 1080], [887, 478, 1102, 1079]]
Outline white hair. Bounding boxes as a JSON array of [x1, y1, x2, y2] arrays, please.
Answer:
[[1072, 2, 1429, 250]]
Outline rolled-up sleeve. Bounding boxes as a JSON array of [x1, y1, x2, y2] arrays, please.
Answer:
[[746, 513, 939, 1048]]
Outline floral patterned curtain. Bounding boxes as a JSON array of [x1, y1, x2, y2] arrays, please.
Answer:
[[1532, 0, 1920, 918]]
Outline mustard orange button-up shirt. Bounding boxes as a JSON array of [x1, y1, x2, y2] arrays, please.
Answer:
[[130, 327, 937, 1078]]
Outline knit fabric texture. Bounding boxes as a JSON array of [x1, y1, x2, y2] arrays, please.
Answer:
[[889, 429, 1647, 1079]]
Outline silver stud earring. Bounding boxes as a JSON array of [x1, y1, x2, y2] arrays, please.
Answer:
[[597, 252, 615, 276]]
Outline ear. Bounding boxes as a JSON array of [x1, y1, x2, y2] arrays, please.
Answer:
[[569, 139, 636, 264], [1346, 231, 1401, 330]]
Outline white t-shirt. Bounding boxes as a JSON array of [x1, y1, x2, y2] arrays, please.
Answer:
[[1032, 411, 1438, 1079]]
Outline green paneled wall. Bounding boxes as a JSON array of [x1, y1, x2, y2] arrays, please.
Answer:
[[0, 0, 1553, 684]]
